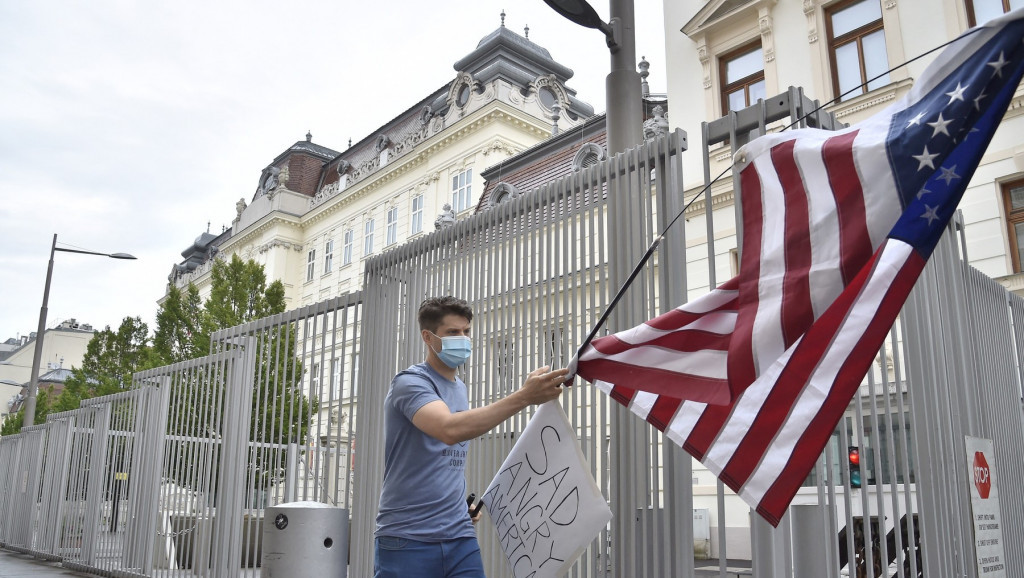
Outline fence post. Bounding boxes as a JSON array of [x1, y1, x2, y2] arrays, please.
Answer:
[[210, 338, 257, 578], [80, 404, 111, 566]]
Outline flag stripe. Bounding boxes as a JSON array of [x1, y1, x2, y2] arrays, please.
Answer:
[[718, 241, 913, 492], [756, 248, 927, 524], [748, 155, 789, 374], [822, 131, 874, 286], [776, 140, 815, 348], [588, 328, 733, 356], [728, 165, 764, 392], [799, 136, 846, 321]]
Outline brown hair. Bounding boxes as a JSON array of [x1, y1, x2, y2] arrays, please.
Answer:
[[418, 296, 473, 332]]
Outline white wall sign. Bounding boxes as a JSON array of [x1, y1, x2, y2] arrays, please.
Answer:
[[481, 401, 612, 578], [965, 436, 1006, 577]]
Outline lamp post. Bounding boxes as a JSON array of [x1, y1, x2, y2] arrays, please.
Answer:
[[542, 0, 643, 154], [542, 3, 648, 576], [22, 233, 136, 427]]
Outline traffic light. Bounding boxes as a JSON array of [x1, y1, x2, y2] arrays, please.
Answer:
[[848, 446, 862, 489]]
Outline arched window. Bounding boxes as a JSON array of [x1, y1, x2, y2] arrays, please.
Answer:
[[572, 143, 606, 171], [490, 182, 520, 207]]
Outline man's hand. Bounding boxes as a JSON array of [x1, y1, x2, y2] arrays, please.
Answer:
[[517, 366, 570, 406]]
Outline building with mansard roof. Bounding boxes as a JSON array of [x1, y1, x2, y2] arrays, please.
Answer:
[[166, 19, 595, 308]]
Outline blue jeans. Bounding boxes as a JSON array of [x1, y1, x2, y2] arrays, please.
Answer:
[[374, 535, 484, 578]]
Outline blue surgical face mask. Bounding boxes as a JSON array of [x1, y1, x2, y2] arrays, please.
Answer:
[[430, 332, 472, 368]]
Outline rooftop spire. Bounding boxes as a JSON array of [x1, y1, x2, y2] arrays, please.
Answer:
[[639, 56, 650, 98], [306, 130, 312, 142], [500, 9, 505, 27], [524, 24, 529, 39]]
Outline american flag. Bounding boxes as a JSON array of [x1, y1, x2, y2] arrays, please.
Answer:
[[575, 10, 1024, 525]]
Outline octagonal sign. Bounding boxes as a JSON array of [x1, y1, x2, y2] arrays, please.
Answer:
[[973, 451, 991, 499]]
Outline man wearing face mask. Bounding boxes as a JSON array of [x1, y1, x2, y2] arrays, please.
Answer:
[[374, 296, 569, 578]]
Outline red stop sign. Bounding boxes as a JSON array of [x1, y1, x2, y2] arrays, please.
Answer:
[[973, 451, 992, 499]]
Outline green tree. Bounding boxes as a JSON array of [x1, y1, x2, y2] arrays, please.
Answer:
[[2, 317, 154, 435], [1, 388, 52, 436], [65, 316, 153, 397], [155, 255, 314, 494], [206, 255, 286, 328], [153, 283, 208, 364]]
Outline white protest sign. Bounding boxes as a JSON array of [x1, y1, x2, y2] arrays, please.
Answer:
[[481, 401, 612, 578], [965, 436, 1006, 577]]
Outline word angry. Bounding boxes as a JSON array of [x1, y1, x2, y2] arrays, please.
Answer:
[[481, 402, 611, 578]]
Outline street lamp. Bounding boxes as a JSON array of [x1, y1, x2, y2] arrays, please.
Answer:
[[543, 3, 646, 577], [542, 0, 643, 155], [22, 234, 137, 427]]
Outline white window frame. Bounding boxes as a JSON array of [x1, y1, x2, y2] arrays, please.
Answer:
[[452, 168, 473, 213], [364, 219, 375, 256], [342, 229, 354, 266], [330, 358, 342, 398], [386, 206, 399, 246], [411, 194, 424, 234], [306, 248, 316, 282], [324, 239, 334, 274]]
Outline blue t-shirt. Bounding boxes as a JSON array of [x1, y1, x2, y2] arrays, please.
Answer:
[[375, 362, 475, 541]]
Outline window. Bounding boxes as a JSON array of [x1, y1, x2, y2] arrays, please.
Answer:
[[452, 169, 472, 213], [967, 0, 1023, 26], [1004, 179, 1024, 273], [720, 43, 766, 113], [489, 182, 520, 208], [324, 239, 334, 274], [411, 194, 424, 234], [306, 249, 316, 282], [311, 362, 321, 393], [330, 358, 341, 398], [572, 143, 606, 171], [386, 206, 399, 246], [364, 219, 375, 256], [342, 229, 354, 266], [827, 0, 890, 101]]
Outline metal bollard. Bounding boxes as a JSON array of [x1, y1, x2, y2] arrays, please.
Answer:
[[262, 502, 348, 577]]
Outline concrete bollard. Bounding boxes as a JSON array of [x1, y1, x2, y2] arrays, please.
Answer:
[[262, 501, 348, 578]]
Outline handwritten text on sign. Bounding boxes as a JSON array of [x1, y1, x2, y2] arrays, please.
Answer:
[[482, 402, 612, 578]]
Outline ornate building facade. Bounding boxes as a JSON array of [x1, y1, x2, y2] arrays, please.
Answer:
[[167, 21, 594, 308]]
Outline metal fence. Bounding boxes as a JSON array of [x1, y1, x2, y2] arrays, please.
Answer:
[[2, 104, 1024, 578]]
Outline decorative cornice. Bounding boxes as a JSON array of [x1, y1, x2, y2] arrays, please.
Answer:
[[1004, 93, 1024, 119], [307, 107, 541, 223], [697, 36, 711, 90], [829, 80, 912, 119], [171, 256, 220, 289], [304, 153, 429, 227], [684, 188, 735, 215], [482, 138, 520, 158], [759, 12, 775, 63], [221, 214, 301, 255], [256, 239, 303, 254], [804, 0, 818, 44]]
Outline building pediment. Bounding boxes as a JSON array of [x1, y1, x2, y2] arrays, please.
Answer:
[[683, 0, 775, 37]]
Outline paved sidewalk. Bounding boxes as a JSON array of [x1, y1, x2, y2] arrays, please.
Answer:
[[0, 548, 96, 578]]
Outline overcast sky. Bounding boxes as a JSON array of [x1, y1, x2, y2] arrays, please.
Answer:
[[0, 0, 668, 343]]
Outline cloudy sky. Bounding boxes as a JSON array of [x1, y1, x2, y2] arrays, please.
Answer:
[[0, 1, 669, 341]]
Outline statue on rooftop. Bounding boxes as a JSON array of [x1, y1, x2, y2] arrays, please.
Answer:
[[434, 203, 456, 229]]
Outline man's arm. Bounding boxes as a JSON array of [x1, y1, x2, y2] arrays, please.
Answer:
[[412, 366, 569, 445]]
